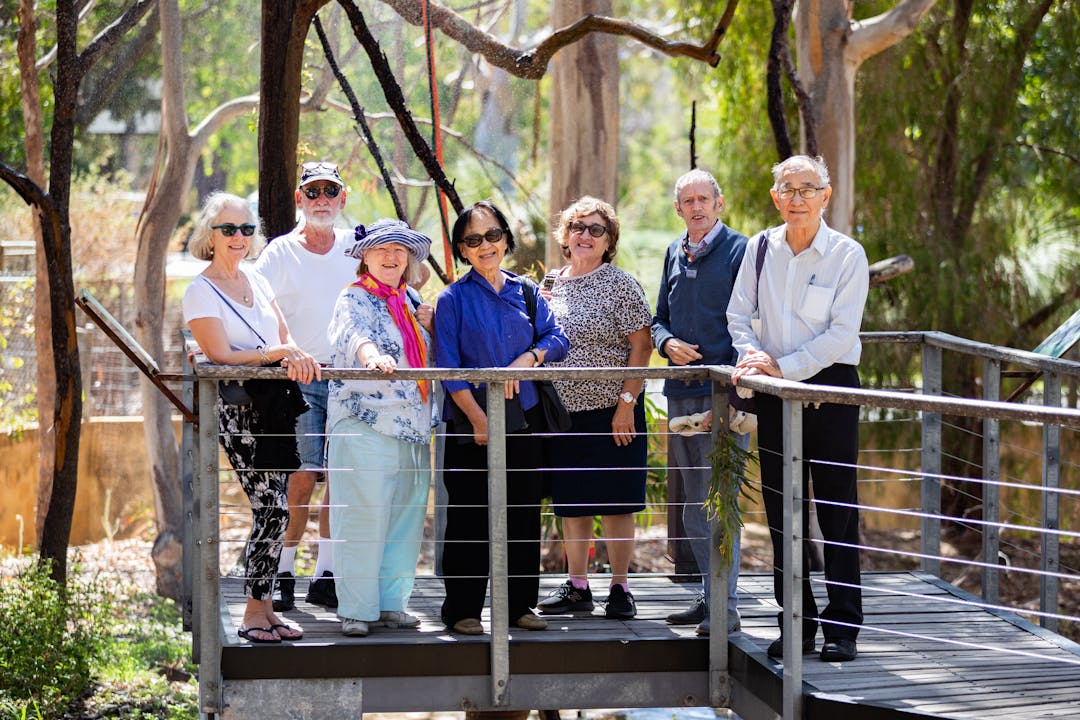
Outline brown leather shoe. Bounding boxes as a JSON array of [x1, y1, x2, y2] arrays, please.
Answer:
[[451, 618, 484, 635], [513, 612, 548, 631]]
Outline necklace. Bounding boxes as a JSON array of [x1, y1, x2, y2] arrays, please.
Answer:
[[207, 269, 250, 304]]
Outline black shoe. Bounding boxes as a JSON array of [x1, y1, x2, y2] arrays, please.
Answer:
[[272, 571, 295, 612], [767, 635, 816, 659], [820, 639, 858, 662], [537, 580, 594, 614], [666, 595, 706, 625], [305, 570, 338, 608], [604, 585, 637, 619]]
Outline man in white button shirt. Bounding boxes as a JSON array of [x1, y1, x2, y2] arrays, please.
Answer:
[[254, 161, 359, 611], [728, 154, 869, 663]]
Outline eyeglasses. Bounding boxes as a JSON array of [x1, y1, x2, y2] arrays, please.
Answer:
[[212, 223, 256, 237], [302, 185, 342, 200], [569, 221, 608, 238], [460, 227, 505, 248], [776, 185, 825, 200]]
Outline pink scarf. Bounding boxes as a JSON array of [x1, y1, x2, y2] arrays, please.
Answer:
[[354, 273, 428, 401]]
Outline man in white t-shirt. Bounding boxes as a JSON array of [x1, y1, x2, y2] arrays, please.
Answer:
[[253, 161, 359, 611]]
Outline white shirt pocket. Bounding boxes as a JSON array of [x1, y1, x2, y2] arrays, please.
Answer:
[[800, 283, 836, 325]]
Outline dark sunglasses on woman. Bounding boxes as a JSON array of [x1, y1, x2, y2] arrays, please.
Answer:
[[212, 223, 257, 237], [569, 221, 608, 238], [302, 185, 342, 200], [461, 227, 506, 248]]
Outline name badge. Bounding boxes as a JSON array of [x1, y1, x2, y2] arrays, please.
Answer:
[[685, 268, 698, 279]]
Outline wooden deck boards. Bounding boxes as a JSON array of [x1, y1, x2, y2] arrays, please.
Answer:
[[216, 571, 1080, 719]]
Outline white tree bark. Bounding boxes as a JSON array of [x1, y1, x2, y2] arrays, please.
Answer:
[[547, 0, 619, 270], [794, 0, 937, 235]]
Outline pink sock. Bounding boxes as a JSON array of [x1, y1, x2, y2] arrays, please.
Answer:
[[611, 582, 629, 593], [569, 577, 589, 590]]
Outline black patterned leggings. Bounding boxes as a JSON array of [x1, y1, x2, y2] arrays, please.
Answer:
[[218, 401, 292, 600]]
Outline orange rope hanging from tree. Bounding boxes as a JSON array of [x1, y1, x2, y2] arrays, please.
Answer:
[[422, 0, 454, 281]]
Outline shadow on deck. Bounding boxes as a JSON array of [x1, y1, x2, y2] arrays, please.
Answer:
[[215, 572, 1080, 720]]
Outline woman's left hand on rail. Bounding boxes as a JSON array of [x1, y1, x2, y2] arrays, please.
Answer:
[[280, 344, 321, 384]]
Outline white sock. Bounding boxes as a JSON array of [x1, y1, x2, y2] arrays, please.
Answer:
[[278, 545, 298, 574], [313, 537, 334, 577]]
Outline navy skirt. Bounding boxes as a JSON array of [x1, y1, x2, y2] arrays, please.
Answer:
[[546, 402, 648, 517]]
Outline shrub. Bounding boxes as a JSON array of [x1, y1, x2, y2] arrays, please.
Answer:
[[0, 559, 111, 718]]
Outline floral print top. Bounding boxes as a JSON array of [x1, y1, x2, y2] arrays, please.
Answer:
[[327, 285, 438, 444]]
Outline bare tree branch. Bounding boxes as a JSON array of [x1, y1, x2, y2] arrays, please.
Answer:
[[77, 0, 156, 74], [76, 3, 161, 127], [848, 0, 939, 67], [373, 0, 738, 79], [766, 0, 794, 159]]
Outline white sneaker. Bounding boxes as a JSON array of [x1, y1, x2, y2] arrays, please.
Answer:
[[374, 610, 421, 628], [341, 618, 369, 636]]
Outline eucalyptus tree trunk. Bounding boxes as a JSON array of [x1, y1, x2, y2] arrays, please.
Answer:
[[17, 0, 54, 545], [793, 0, 937, 235], [547, 0, 618, 270]]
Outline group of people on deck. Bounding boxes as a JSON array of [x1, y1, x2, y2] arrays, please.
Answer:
[[183, 153, 868, 664]]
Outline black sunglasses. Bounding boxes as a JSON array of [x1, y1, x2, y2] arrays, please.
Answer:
[[569, 221, 608, 238], [460, 227, 506, 248], [212, 223, 256, 237], [302, 185, 342, 200]]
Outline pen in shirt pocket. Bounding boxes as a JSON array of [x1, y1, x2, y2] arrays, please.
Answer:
[[808, 273, 816, 286]]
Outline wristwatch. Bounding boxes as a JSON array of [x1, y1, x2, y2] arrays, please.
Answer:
[[619, 391, 637, 405]]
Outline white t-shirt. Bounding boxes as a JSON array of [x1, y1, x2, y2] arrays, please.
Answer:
[[182, 271, 280, 351], [252, 227, 358, 363]]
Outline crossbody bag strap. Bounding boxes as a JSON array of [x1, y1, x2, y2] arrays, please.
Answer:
[[200, 274, 269, 347], [520, 277, 540, 344]]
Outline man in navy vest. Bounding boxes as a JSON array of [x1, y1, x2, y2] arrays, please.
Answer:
[[652, 169, 749, 635]]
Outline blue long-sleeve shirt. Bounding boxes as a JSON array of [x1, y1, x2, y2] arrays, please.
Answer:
[[651, 221, 748, 398], [435, 269, 569, 413]]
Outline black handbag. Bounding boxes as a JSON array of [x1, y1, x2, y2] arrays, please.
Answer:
[[219, 380, 254, 406], [728, 233, 769, 414], [520, 278, 573, 433]]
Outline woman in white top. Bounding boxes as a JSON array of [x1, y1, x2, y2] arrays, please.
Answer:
[[182, 192, 320, 644], [727, 155, 869, 663]]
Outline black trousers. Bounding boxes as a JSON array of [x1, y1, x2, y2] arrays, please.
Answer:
[[756, 363, 862, 641], [440, 405, 545, 626]]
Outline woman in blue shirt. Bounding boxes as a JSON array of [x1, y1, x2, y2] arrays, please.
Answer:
[[434, 201, 570, 635]]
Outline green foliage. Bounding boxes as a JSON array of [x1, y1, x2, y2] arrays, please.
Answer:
[[704, 425, 758, 570], [0, 559, 106, 718], [0, 279, 37, 433], [0, 556, 197, 719]]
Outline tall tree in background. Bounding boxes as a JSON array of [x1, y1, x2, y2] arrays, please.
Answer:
[[0, 0, 154, 586], [546, 0, 618, 269], [132, 0, 261, 600], [792, 0, 938, 235]]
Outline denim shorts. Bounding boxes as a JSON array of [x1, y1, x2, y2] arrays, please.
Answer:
[[295, 379, 329, 472]]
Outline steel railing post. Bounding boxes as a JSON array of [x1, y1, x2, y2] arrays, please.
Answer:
[[921, 344, 943, 577], [982, 358, 1001, 604], [197, 379, 222, 715], [708, 381, 730, 708], [486, 384, 510, 706], [782, 397, 804, 720], [1040, 372, 1061, 633]]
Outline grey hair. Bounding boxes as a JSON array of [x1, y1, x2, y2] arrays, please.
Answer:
[[673, 168, 722, 203], [771, 155, 831, 189], [188, 192, 265, 261]]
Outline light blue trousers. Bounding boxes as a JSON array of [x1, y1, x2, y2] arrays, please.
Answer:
[[668, 395, 746, 621], [328, 417, 431, 622]]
